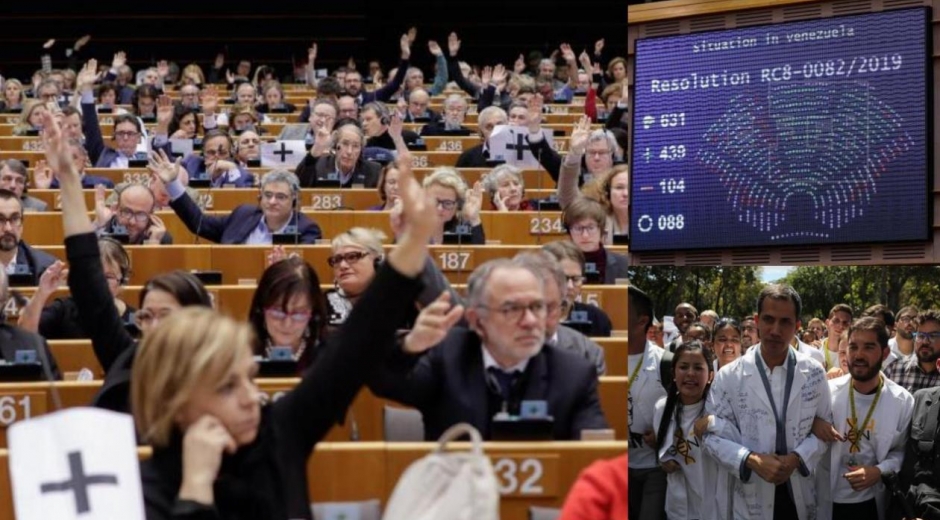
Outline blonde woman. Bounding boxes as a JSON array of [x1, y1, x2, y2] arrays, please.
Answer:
[[13, 99, 48, 136], [418, 167, 485, 245], [132, 147, 449, 518], [325, 227, 387, 327]]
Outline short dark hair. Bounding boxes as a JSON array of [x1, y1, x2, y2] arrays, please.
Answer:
[[828, 303, 853, 319], [861, 304, 895, 328], [139, 271, 213, 310], [0, 188, 23, 212], [629, 285, 654, 334], [113, 114, 142, 133], [756, 283, 802, 320], [916, 310, 940, 329], [317, 77, 343, 98], [848, 316, 889, 350]]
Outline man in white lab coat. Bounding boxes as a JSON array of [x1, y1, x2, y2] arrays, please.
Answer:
[[816, 316, 914, 520], [628, 286, 668, 520], [704, 284, 831, 520]]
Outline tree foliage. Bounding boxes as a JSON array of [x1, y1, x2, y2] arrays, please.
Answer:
[[628, 266, 764, 320]]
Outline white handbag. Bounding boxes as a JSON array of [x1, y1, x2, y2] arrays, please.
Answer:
[[382, 423, 500, 520]]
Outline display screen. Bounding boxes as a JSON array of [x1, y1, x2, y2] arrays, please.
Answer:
[[630, 8, 930, 252]]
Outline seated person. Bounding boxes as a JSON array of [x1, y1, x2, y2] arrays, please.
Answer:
[[399, 88, 441, 124], [96, 183, 173, 245], [234, 129, 261, 166], [12, 99, 48, 136], [255, 81, 297, 113], [178, 130, 254, 188], [151, 155, 322, 244], [419, 168, 485, 245], [361, 102, 420, 150], [455, 106, 507, 168], [324, 227, 389, 328], [18, 239, 135, 340], [38, 140, 114, 189], [167, 107, 202, 142], [369, 258, 608, 440], [0, 189, 57, 285], [294, 122, 381, 188], [542, 240, 613, 338], [0, 159, 47, 211], [227, 103, 265, 137], [279, 98, 337, 144], [0, 269, 61, 379], [563, 198, 629, 285], [370, 161, 401, 211], [419, 94, 474, 136], [483, 164, 535, 211], [528, 98, 621, 185], [93, 115, 152, 168]]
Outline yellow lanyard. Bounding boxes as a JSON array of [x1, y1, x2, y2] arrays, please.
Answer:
[[629, 353, 645, 388], [847, 375, 883, 454], [823, 338, 832, 370]]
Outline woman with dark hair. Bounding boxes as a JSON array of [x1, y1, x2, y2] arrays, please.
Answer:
[[712, 318, 743, 369], [369, 161, 401, 211], [167, 107, 203, 141], [652, 340, 719, 520], [39, 108, 213, 413], [248, 256, 327, 371], [132, 84, 160, 120]]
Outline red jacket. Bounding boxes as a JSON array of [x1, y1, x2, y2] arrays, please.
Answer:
[[558, 453, 628, 520]]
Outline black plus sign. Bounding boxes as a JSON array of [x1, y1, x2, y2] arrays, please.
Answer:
[[505, 132, 527, 161], [40, 451, 118, 514], [273, 142, 294, 162]]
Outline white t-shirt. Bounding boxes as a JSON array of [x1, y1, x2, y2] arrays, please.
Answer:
[[832, 390, 878, 503]]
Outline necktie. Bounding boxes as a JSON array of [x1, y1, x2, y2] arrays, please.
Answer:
[[487, 367, 521, 401]]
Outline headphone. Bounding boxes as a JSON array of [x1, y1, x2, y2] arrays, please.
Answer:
[[331, 123, 367, 152], [257, 171, 301, 210], [373, 254, 385, 272], [98, 236, 131, 285]]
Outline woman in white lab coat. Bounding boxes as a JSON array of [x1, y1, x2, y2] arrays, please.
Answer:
[[653, 340, 719, 520]]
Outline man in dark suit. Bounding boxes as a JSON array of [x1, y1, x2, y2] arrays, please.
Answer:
[[151, 157, 322, 244], [371, 258, 608, 440], [0, 270, 61, 380], [0, 189, 56, 285], [418, 94, 474, 137], [294, 123, 382, 188], [455, 106, 508, 168]]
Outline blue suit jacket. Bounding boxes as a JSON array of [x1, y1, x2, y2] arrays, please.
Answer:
[[369, 327, 608, 440], [50, 174, 114, 189], [182, 154, 255, 188], [14, 241, 57, 285], [169, 192, 322, 244]]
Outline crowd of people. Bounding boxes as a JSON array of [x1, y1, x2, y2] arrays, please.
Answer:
[[629, 284, 940, 520], [0, 27, 630, 520]]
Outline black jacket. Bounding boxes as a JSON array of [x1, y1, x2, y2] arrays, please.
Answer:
[[294, 154, 381, 189], [898, 386, 940, 520], [13, 241, 57, 286], [140, 262, 423, 520], [369, 327, 608, 440], [0, 323, 61, 380]]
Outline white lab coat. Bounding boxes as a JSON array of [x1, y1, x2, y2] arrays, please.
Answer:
[[629, 340, 667, 469], [704, 345, 832, 520], [653, 398, 719, 520], [797, 340, 825, 369], [816, 375, 913, 520]]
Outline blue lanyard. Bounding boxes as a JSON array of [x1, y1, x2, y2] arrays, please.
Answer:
[[755, 348, 796, 455]]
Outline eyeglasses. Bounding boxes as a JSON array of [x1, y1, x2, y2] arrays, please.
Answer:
[[914, 332, 940, 343], [586, 149, 611, 157], [478, 301, 548, 322], [118, 207, 150, 223], [0, 175, 26, 186], [436, 199, 458, 210], [0, 214, 23, 227], [204, 148, 231, 159], [898, 316, 916, 324], [264, 308, 312, 323], [565, 274, 585, 285], [261, 191, 291, 203], [115, 131, 140, 139], [327, 250, 370, 268], [571, 224, 599, 235]]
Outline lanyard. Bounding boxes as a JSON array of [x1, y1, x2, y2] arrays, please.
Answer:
[[823, 338, 832, 370], [847, 375, 883, 453], [629, 352, 644, 388], [755, 349, 797, 455]]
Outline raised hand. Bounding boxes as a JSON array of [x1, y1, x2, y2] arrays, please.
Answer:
[[112, 51, 127, 71], [145, 214, 167, 244], [395, 149, 436, 242], [155, 95, 175, 130], [347, 56, 356, 71], [74, 34, 91, 51], [388, 111, 404, 141], [32, 159, 54, 189], [480, 66, 493, 86], [307, 43, 318, 65], [569, 115, 592, 155], [400, 33, 412, 60], [491, 64, 508, 86], [77, 59, 99, 92], [594, 38, 605, 56], [427, 40, 443, 57], [560, 43, 576, 63], [200, 85, 219, 115], [39, 110, 77, 185], [406, 26, 417, 44], [403, 291, 464, 354], [148, 149, 182, 184], [514, 54, 526, 74], [462, 180, 484, 225], [225, 69, 235, 84], [389, 198, 404, 237], [526, 95, 544, 133], [447, 32, 461, 57], [266, 245, 288, 267], [578, 50, 593, 72], [93, 183, 113, 228], [37, 260, 68, 296]]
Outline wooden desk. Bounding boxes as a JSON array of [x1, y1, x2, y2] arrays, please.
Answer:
[[0, 441, 625, 520]]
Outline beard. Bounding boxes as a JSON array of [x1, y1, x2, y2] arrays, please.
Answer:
[[916, 346, 940, 364], [0, 233, 17, 252], [898, 328, 914, 340], [849, 358, 882, 382]]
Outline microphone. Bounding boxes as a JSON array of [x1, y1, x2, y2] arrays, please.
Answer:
[[30, 333, 62, 410], [882, 470, 916, 520], [349, 411, 360, 441]]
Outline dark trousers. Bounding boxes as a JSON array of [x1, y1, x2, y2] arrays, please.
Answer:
[[628, 466, 666, 520], [833, 498, 879, 520], [773, 483, 798, 520]]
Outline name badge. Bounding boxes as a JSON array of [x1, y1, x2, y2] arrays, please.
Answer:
[[520, 400, 548, 418], [268, 347, 293, 361], [14, 350, 37, 364]]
